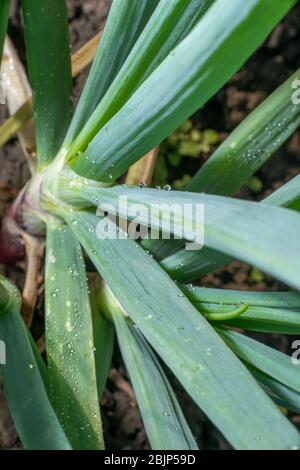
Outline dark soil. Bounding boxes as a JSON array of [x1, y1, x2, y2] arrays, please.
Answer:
[[0, 0, 299, 451]]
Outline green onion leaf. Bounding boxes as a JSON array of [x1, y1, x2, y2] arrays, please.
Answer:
[[0, 276, 71, 450], [68, 0, 214, 157], [22, 0, 72, 165], [99, 285, 198, 450], [65, 0, 160, 145], [64, 210, 300, 450], [218, 328, 300, 393], [45, 224, 104, 450], [89, 277, 114, 399], [63, 183, 300, 291], [247, 364, 300, 415], [188, 69, 300, 194], [72, 0, 296, 182]]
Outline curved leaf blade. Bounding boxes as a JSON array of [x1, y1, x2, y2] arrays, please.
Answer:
[[162, 172, 300, 282], [247, 364, 300, 415], [218, 328, 300, 393], [162, 246, 230, 281], [72, 0, 297, 182], [66, 184, 300, 291], [100, 287, 198, 450], [183, 285, 300, 334], [65, 0, 160, 145], [206, 305, 300, 334], [45, 224, 104, 450], [265, 174, 300, 209], [143, 76, 300, 264], [0, 276, 71, 450], [89, 277, 114, 399], [182, 286, 300, 309], [188, 69, 300, 194], [68, 0, 215, 157], [220, 308, 300, 335], [146, 73, 300, 270], [22, 0, 72, 164], [63, 210, 300, 450]]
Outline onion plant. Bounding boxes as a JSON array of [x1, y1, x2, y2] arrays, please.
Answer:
[[0, 0, 300, 450]]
